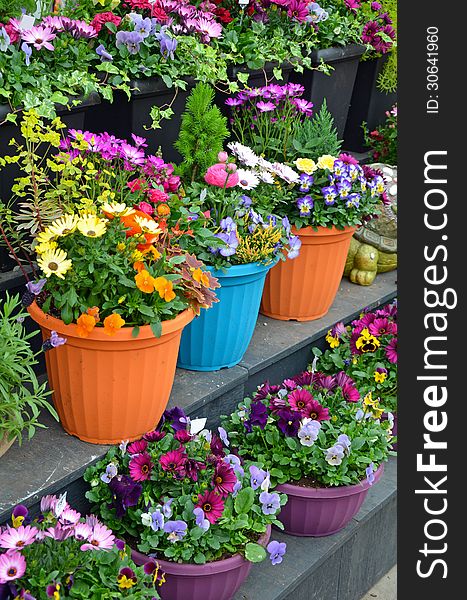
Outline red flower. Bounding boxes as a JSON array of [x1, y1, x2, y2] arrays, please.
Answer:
[[128, 179, 143, 192], [151, 2, 168, 21], [215, 7, 233, 23], [90, 12, 122, 34], [195, 491, 225, 524], [212, 462, 237, 497], [160, 448, 187, 474], [147, 188, 168, 203], [129, 452, 153, 481]]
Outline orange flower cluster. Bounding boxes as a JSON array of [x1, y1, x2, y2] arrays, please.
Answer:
[[134, 269, 176, 302], [76, 306, 125, 337]]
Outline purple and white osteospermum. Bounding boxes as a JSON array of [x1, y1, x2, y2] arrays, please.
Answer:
[[101, 463, 118, 483], [228, 142, 260, 168], [267, 540, 287, 565], [236, 169, 260, 190], [325, 444, 345, 466], [297, 195, 314, 216], [322, 185, 337, 206], [270, 162, 300, 184]]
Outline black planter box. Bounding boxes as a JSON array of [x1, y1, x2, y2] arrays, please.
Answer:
[[343, 55, 397, 152], [84, 77, 195, 164], [0, 94, 101, 272], [289, 44, 365, 138]]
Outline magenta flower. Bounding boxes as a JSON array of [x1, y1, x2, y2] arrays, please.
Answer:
[[59, 507, 81, 527], [369, 318, 397, 337], [0, 552, 26, 583], [159, 448, 187, 474], [341, 383, 361, 403], [344, 0, 361, 11], [144, 429, 166, 442], [21, 26, 56, 51], [73, 522, 92, 542], [304, 399, 330, 421], [129, 452, 153, 482], [127, 439, 148, 455], [287, 0, 309, 22], [0, 525, 38, 550], [292, 98, 314, 116], [80, 522, 115, 551], [288, 388, 314, 415], [174, 429, 192, 443], [120, 143, 146, 165], [385, 338, 397, 363], [212, 462, 237, 497], [195, 491, 224, 524], [256, 101, 276, 112]]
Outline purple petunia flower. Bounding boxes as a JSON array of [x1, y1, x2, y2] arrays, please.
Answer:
[[259, 491, 281, 515], [267, 540, 287, 565]]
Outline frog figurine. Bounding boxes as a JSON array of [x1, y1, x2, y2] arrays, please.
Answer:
[[344, 164, 397, 286]]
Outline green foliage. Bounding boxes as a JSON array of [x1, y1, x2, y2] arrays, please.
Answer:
[[0, 293, 57, 444], [290, 100, 342, 161], [0, 0, 35, 21], [174, 83, 229, 183], [377, 0, 397, 92]]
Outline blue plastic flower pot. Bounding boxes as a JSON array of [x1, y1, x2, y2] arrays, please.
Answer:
[[177, 261, 275, 371]]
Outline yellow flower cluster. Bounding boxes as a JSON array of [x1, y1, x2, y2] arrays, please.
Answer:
[[34, 213, 108, 279], [363, 392, 384, 419], [235, 226, 282, 263], [325, 330, 340, 348], [294, 155, 337, 175]]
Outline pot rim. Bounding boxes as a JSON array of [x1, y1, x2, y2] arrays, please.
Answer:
[[291, 225, 357, 237], [27, 302, 195, 341], [206, 258, 279, 279], [131, 525, 271, 575], [276, 463, 384, 499]]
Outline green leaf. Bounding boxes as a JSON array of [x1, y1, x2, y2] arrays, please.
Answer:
[[245, 542, 267, 563], [132, 326, 140, 338], [150, 320, 162, 338], [234, 487, 255, 515]]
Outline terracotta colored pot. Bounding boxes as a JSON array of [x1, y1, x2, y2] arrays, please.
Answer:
[[276, 464, 384, 537], [0, 431, 15, 459], [261, 225, 356, 321], [131, 526, 271, 600], [28, 303, 194, 444]]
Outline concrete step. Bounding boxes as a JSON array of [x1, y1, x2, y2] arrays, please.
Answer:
[[0, 271, 397, 524]]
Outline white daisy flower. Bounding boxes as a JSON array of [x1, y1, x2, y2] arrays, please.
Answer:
[[236, 169, 260, 190], [227, 142, 259, 168]]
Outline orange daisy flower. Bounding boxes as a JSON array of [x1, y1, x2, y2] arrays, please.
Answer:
[[103, 313, 125, 336], [76, 313, 97, 338], [154, 277, 176, 302], [135, 269, 156, 294]]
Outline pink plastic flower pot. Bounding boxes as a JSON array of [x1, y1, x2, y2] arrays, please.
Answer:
[[276, 464, 384, 537], [131, 527, 271, 600]]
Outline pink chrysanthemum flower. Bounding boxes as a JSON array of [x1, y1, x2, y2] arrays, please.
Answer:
[[0, 525, 38, 550], [80, 522, 115, 551]]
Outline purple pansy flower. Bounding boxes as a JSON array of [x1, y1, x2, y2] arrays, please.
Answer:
[[96, 44, 113, 62], [322, 185, 337, 205], [366, 463, 376, 485], [259, 491, 281, 515], [100, 463, 118, 483], [164, 520, 187, 542], [297, 195, 314, 216], [250, 465, 268, 490], [287, 234, 301, 259], [277, 408, 301, 437], [267, 540, 287, 565], [116, 30, 143, 55], [193, 507, 210, 531]]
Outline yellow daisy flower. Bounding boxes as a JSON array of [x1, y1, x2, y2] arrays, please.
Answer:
[[48, 215, 79, 237], [317, 155, 337, 170], [77, 215, 108, 238], [35, 229, 57, 245], [134, 216, 163, 235], [34, 241, 58, 255], [294, 158, 317, 175], [37, 248, 72, 279], [101, 202, 135, 217]]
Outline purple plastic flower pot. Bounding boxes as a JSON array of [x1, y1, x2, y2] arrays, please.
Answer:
[[131, 526, 271, 600], [276, 464, 384, 537]]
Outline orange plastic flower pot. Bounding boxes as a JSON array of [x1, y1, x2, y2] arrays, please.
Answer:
[[261, 226, 356, 321], [28, 303, 194, 444]]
